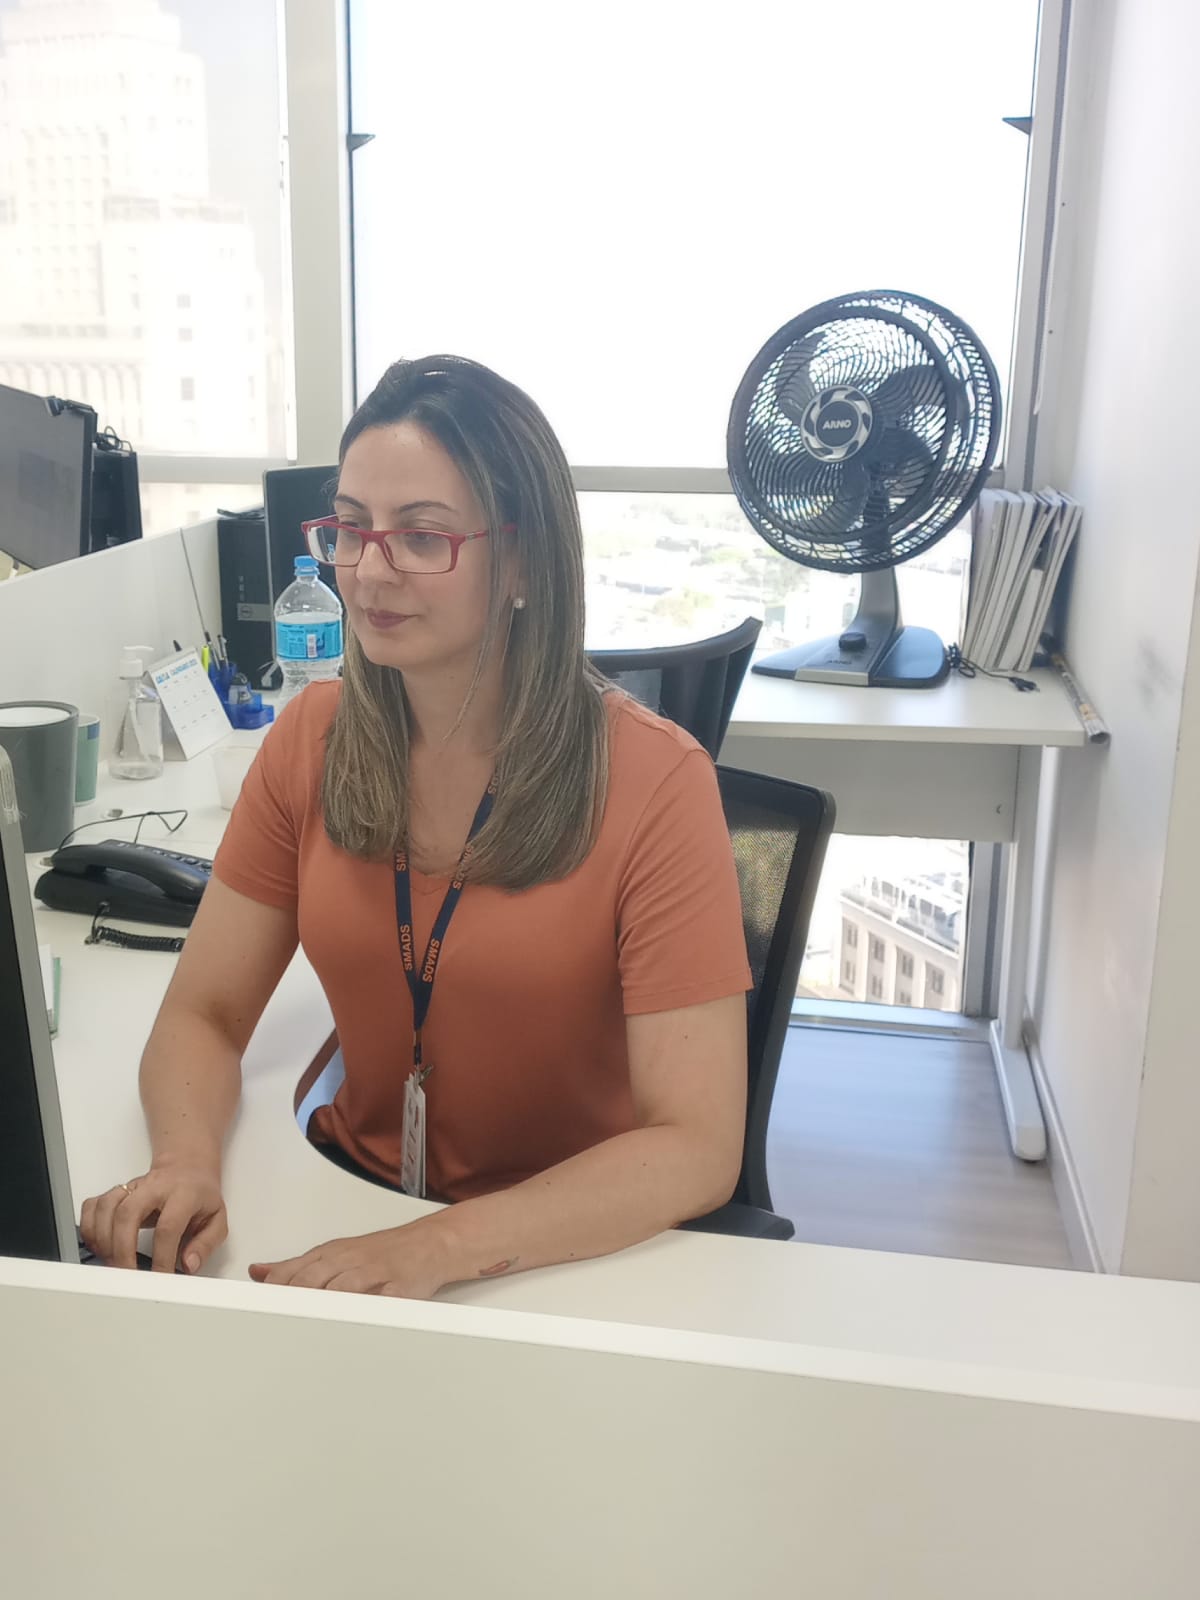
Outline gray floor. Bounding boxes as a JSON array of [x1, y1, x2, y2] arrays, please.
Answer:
[[767, 1024, 1075, 1270]]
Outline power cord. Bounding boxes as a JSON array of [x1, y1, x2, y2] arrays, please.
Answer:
[[947, 645, 1038, 694]]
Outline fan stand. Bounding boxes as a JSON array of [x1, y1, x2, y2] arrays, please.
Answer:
[[752, 568, 949, 688]]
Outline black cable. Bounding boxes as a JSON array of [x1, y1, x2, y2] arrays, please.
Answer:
[[85, 903, 185, 954], [55, 809, 189, 851], [947, 645, 1038, 694]]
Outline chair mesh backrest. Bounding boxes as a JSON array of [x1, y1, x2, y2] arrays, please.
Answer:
[[717, 767, 834, 1211], [589, 617, 761, 759], [727, 803, 798, 1033]]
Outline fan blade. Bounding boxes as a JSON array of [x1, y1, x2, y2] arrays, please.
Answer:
[[870, 426, 935, 500], [773, 333, 826, 424], [742, 406, 807, 487], [742, 409, 849, 501], [766, 460, 870, 537], [868, 363, 945, 426]]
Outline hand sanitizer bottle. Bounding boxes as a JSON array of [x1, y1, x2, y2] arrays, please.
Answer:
[[110, 646, 164, 780]]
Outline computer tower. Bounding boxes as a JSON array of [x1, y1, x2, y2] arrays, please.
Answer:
[[217, 467, 338, 690], [217, 510, 278, 690], [89, 434, 142, 551]]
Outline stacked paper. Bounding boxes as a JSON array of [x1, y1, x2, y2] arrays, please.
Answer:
[[961, 489, 1082, 673]]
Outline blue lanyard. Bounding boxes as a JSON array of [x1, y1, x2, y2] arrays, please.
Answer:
[[393, 781, 495, 1081]]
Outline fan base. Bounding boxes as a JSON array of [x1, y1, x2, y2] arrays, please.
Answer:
[[753, 625, 949, 689]]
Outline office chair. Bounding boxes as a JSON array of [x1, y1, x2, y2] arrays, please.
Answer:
[[588, 616, 762, 760], [679, 767, 836, 1242]]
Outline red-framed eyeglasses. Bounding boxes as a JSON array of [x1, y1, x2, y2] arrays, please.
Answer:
[[301, 516, 511, 576]]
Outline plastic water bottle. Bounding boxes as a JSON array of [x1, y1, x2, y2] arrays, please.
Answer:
[[274, 555, 344, 705]]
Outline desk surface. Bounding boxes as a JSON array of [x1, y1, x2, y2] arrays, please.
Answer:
[[728, 665, 1087, 746], [20, 736, 1200, 1404]]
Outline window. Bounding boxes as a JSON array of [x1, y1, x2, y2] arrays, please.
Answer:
[[798, 836, 968, 1011], [930, 968, 945, 997], [139, 481, 259, 539], [0, 0, 291, 464], [842, 960, 855, 987], [843, 921, 858, 950], [180, 377, 194, 402], [870, 976, 883, 1000], [350, 1, 1040, 464], [870, 936, 886, 963]]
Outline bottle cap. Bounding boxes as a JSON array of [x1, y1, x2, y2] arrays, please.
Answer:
[[119, 644, 152, 678], [294, 555, 319, 575]]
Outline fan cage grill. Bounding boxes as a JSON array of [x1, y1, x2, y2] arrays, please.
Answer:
[[728, 291, 1000, 574]]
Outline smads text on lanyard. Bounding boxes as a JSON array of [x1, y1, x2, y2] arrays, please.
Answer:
[[392, 780, 495, 1196]]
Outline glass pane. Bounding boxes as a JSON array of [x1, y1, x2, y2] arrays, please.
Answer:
[[0, 0, 292, 457], [350, 0, 1039, 466], [579, 491, 969, 652], [140, 482, 259, 538], [800, 835, 969, 1010]]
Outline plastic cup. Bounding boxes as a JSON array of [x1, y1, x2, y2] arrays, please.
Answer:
[[75, 714, 101, 803], [212, 742, 260, 810]]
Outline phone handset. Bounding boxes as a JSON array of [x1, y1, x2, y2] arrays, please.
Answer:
[[47, 839, 210, 904]]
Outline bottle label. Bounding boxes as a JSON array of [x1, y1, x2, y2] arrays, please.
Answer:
[[275, 618, 343, 662]]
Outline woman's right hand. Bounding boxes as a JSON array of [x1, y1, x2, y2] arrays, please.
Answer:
[[79, 1157, 228, 1274]]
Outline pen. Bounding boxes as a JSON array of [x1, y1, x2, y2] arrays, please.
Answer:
[[201, 645, 211, 671]]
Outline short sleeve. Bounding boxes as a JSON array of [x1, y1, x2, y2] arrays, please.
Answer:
[[616, 748, 752, 1015], [210, 695, 313, 909]]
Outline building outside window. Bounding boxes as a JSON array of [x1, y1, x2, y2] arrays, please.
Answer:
[[0, 0, 292, 538]]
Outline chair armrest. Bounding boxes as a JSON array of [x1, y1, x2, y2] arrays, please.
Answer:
[[677, 1203, 795, 1241]]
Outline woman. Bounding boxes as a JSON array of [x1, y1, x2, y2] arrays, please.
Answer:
[[80, 356, 752, 1297]]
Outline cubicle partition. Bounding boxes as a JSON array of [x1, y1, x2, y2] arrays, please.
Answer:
[[0, 521, 222, 759], [3, 1257, 1199, 1598]]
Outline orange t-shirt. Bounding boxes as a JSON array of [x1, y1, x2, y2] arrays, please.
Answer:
[[212, 681, 751, 1201]]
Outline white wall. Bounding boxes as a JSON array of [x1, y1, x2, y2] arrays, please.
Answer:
[[0, 524, 222, 761], [1030, 0, 1200, 1275]]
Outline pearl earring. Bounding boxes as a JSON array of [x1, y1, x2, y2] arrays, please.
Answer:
[[513, 597, 526, 610]]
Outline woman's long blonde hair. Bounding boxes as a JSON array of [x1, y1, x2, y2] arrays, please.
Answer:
[[320, 355, 610, 889]]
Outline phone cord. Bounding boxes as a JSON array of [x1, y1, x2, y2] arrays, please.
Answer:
[[85, 903, 186, 955]]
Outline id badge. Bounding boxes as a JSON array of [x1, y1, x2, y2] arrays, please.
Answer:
[[400, 1073, 426, 1198]]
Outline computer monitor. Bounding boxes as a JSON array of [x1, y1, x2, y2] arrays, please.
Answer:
[[0, 748, 76, 1262], [263, 464, 337, 606], [0, 382, 98, 571]]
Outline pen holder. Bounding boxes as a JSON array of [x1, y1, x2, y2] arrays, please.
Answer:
[[209, 659, 274, 731]]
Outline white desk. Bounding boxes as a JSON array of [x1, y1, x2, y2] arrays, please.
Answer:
[[724, 666, 1090, 1160], [20, 740, 1167, 1361], [12, 734, 1200, 1600]]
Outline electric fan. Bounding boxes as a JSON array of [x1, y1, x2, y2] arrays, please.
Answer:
[[726, 290, 1000, 687]]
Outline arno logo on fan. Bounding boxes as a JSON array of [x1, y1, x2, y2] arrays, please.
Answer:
[[801, 386, 873, 462]]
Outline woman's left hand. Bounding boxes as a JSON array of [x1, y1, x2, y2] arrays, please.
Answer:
[[248, 1220, 452, 1299]]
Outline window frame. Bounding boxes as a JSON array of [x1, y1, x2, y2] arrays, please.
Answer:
[[149, 0, 1067, 1032]]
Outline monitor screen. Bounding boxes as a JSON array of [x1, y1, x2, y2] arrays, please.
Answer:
[[0, 749, 76, 1261], [0, 383, 97, 571], [263, 464, 336, 603]]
